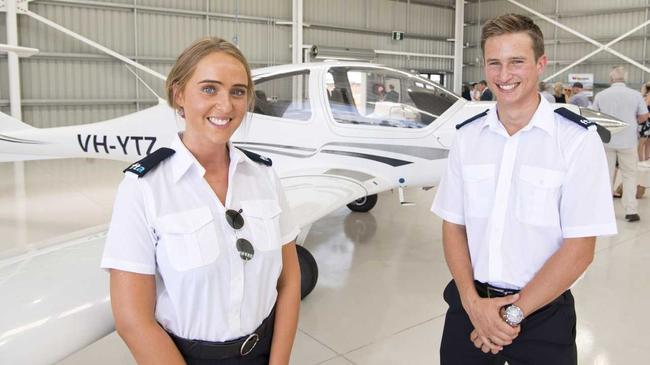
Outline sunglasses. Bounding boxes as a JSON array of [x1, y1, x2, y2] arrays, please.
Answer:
[[225, 208, 255, 261]]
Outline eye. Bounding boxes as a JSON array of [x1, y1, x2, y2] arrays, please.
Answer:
[[231, 88, 247, 97], [201, 85, 216, 94]]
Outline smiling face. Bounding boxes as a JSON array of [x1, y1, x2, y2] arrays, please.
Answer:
[[484, 32, 547, 109], [175, 51, 250, 147]]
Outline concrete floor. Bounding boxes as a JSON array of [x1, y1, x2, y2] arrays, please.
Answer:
[[1, 159, 649, 365]]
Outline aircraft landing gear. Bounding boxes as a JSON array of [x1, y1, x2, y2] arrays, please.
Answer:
[[346, 194, 378, 212], [297, 245, 318, 299]]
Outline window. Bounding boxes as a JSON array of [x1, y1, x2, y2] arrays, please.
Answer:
[[253, 71, 311, 121], [326, 67, 459, 129]]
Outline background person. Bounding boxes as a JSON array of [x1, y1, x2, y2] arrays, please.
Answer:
[[478, 80, 493, 101], [101, 37, 301, 365], [568, 82, 591, 107], [593, 66, 649, 222], [432, 14, 616, 365], [553, 81, 566, 103]]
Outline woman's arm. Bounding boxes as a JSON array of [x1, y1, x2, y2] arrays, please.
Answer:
[[110, 269, 185, 365], [269, 242, 301, 365]]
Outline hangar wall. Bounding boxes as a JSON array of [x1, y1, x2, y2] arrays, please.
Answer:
[[464, 0, 650, 93], [0, 0, 455, 128]]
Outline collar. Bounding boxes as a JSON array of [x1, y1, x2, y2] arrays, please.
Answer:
[[611, 82, 626, 87], [481, 96, 555, 137], [170, 134, 250, 183]]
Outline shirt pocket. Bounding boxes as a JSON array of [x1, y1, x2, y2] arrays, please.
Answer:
[[157, 207, 220, 271], [516, 165, 564, 226], [462, 164, 496, 218], [241, 199, 283, 251]]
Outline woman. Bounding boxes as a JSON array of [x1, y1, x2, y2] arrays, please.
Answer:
[[553, 81, 566, 103], [101, 37, 301, 365]]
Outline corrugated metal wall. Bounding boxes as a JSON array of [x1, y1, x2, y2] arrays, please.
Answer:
[[0, 0, 458, 128], [6, 0, 649, 128], [464, 0, 650, 93]]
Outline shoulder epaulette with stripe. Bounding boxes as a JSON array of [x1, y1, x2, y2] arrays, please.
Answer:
[[123, 147, 176, 177], [456, 109, 489, 130], [236, 147, 272, 166], [554, 107, 611, 143]]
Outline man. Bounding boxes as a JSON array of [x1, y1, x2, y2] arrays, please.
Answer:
[[592, 66, 649, 222], [539, 81, 555, 103], [478, 80, 493, 101], [568, 82, 591, 107], [385, 84, 399, 102], [431, 14, 616, 364]]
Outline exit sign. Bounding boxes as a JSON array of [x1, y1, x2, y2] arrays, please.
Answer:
[[392, 31, 405, 41]]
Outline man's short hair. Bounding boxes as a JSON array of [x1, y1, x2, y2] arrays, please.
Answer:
[[609, 66, 627, 83], [479, 80, 488, 86], [572, 82, 583, 89], [481, 13, 545, 61]]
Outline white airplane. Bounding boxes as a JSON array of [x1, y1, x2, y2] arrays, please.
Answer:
[[0, 60, 628, 364]]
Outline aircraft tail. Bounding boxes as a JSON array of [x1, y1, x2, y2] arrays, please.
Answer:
[[0, 111, 35, 132]]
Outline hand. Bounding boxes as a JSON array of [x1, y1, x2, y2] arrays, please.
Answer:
[[464, 293, 521, 351]]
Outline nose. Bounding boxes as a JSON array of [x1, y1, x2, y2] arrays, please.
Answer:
[[214, 90, 233, 115]]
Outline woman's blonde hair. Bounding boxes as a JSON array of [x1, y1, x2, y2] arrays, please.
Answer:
[[641, 82, 650, 96], [165, 37, 254, 112]]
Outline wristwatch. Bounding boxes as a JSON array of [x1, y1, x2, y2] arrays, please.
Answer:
[[501, 304, 524, 327]]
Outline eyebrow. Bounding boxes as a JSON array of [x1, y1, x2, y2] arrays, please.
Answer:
[[485, 56, 527, 63], [198, 79, 248, 88]]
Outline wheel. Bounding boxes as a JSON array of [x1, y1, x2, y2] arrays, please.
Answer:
[[296, 245, 318, 299], [346, 194, 378, 212]]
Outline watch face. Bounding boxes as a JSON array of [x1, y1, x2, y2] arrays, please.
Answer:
[[506, 305, 524, 324]]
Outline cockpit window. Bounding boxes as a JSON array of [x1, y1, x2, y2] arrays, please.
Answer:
[[253, 70, 311, 121], [326, 67, 459, 128]]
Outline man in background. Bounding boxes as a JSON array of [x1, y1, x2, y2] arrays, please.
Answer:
[[569, 82, 590, 107], [593, 66, 649, 222]]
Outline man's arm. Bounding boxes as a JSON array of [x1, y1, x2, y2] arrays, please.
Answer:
[[442, 221, 520, 353], [511, 237, 595, 317]]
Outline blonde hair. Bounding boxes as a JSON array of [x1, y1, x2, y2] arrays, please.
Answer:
[[165, 37, 254, 111], [481, 13, 545, 61]]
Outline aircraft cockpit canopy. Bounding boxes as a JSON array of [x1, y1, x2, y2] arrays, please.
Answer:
[[326, 67, 460, 129]]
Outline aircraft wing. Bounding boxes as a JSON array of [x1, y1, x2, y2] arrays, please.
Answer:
[[0, 169, 386, 364], [282, 173, 371, 229]]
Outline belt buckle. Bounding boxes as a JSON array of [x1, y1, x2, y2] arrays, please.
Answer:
[[240, 333, 260, 356]]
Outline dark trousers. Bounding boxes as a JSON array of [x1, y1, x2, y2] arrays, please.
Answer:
[[440, 280, 577, 365]]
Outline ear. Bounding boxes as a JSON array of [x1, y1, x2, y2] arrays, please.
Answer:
[[173, 84, 184, 108], [537, 54, 548, 75]]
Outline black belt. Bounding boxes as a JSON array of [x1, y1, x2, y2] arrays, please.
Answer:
[[167, 308, 275, 360], [474, 280, 520, 298]]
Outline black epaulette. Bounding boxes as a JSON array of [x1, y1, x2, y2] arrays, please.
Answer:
[[554, 107, 611, 143], [123, 147, 175, 177], [236, 147, 272, 166], [456, 109, 489, 130]]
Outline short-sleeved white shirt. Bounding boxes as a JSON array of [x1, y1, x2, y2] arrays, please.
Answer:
[[101, 134, 300, 342], [431, 97, 617, 289], [592, 83, 647, 149]]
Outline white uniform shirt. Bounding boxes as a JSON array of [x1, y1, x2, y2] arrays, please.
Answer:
[[592, 83, 647, 149], [101, 134, 299, 341], [431, 97, 617, 289]]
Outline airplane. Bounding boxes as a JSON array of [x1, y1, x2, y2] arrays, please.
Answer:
[[0, 60, 629, 364]]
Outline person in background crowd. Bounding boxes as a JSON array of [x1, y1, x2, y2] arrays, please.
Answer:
[[462, 84, 472, 101], [471, 82, 481, 101], [553, 81, 566, 103], [592, 66, 649, 222], [539, 81, 555, 103], [478, 80, 494, 101], [569, 82, 591, 107]]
